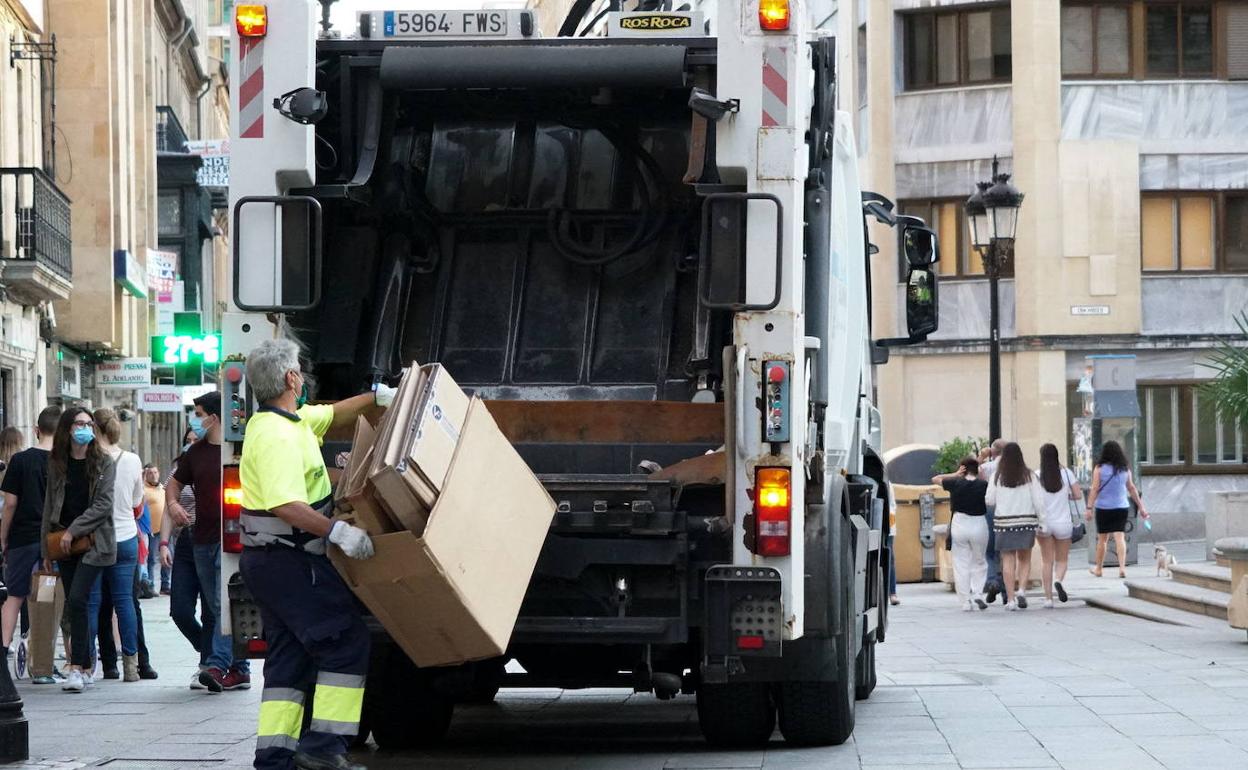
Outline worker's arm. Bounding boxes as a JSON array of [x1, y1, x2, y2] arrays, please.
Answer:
[[330, 392, 378, 430], [1, 492, 16, 552], [271, 500, 335, 538]]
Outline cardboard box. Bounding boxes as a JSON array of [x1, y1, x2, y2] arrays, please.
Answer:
[[403, 364, 471, 506], [28, 572, 64, 678], [332, 398, 556, 668], [334, 416, 398, 535]]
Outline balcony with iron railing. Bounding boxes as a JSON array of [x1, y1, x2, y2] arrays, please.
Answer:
[[156, 105, 190, 154], [0, 167, 72, 303]]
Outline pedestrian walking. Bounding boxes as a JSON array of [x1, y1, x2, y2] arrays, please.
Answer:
[[1035, 443, 1082, 607], [165, 391, 252, 693], [160, 453, 214, 690], [1086, 440, 1149, 579], [88, 408, 149, 682], [142, 464, 167, 595], [984, 442, 1044, 610], [979, 438, 1007, 603], [933, 457, 989, 611], [1, 408, 58, 658], [239, 338, 391, 770], [39, 407, 117, 693]]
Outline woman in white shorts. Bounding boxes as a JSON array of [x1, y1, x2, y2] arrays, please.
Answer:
[[1034, 443, 1082, 608]]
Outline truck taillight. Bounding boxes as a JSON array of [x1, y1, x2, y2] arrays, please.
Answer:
[[223, 466, 243, 554], [236, 4, 268, 37], [754, 468, 791, 557], [758, 0, 790, 30]]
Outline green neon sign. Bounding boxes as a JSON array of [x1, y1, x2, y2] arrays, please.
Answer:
[[152, 334, 221, 366]]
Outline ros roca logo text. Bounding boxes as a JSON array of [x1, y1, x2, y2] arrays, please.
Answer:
[[620, 14, 692, 30]]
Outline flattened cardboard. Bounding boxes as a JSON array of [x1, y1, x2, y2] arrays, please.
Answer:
[[332, 398, 556, 668], [369, 366, 430, 533], [335, 416, 397, 535], [403, 364, 471, 506]]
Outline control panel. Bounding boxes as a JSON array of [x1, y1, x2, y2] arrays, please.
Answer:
[[222, 361, 252, 443], [762, 360, 790, 443]]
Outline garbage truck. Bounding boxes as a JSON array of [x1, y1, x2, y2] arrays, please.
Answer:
[[219, 0, 941, 749]]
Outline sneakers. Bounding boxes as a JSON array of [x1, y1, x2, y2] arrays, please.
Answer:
[[889, 594, 900, 606], [985, 583, 1000, 604], [190, 671, 208, 690], [1016, 594, 1028, 610], [1055, 581, 1068, 603], [962, 600, 975, 612], [1005, 599, 1018, 612], [222, 669, 252, 691], [199, 667, 227, 693], [1043, 598, 1055, 609], [159, 587, 171, 596], [138, 664, 159, 680], [974, 598, 988, 611], [102, 666, 120, 680], [62, 670, 93, 692]]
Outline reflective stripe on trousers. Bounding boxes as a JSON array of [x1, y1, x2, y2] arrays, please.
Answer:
[[256, 687, 305, 753], [308, 671, 366, 735]]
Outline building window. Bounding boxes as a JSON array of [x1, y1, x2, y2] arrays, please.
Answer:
[[1062, 1, 1248, 79], [158, 192, 182, 237], [1139, 384, 1246, 470], [898, 199, 1013, 279], [1141, 192, 1248, 272], [1061, 4, 1132, 77], [903, 5, 1011, 90]]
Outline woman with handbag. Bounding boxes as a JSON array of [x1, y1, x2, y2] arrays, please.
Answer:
[[1086, 440, 1149, 579], [39, 407, 116, 693], [1034, 444, 1083, 608]]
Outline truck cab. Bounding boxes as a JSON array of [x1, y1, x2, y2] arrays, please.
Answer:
[[221, 0, 940, 750]]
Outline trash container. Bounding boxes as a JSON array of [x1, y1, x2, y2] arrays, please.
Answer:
[[891, 483, 951, 584]]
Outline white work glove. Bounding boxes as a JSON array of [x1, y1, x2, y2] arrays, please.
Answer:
[[374, 384, 397, 408], [329, 520, 375, 560]]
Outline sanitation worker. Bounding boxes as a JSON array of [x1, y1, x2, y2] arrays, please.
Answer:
[[238, 337, 394, 770]]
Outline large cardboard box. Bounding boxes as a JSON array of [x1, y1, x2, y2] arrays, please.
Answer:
[[28, 572, 64, 678], [332, 398, 556, 667]]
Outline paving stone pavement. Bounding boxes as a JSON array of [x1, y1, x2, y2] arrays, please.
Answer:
[[11, 540, 1248, 769]]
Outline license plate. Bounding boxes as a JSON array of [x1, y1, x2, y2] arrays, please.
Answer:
[[383, 10, 508, 37]]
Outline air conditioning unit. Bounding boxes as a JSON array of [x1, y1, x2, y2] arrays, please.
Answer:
[[48, 347, 82, 399]]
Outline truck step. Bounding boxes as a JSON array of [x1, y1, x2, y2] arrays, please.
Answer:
[[1082, 593, 1226, 629], [1124, 576, 1229, 620], [1168, 562, 1233, 593]]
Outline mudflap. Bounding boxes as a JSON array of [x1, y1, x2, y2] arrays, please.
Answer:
[[702, 565, 783, 671]]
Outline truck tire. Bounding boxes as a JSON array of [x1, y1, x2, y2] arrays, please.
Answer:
[[777, 517, 856, 746], [696, 682, 775, 747], [365, 648, 454, 750]]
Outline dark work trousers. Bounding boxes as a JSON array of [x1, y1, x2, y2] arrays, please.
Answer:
[[169, 529, 212, 666], [57, 557, 103, 669], [97, 568, 151, 669], [241, 545, 370, 770]]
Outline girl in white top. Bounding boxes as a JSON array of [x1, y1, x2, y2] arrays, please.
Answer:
[[1034, 443, 1083, 609], [984, 442, 1045, 610], [90, 408, 146, 681]]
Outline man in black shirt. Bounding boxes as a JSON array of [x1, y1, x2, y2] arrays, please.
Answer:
[[1, 406, 61, 652]]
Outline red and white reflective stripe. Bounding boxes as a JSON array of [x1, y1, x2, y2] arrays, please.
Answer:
[[238, 36, 265, 139], [761, 47, 789, 128]]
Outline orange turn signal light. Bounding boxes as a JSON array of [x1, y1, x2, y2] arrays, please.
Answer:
[[236, 4, 268, 37], [759, 0, 791, 31]]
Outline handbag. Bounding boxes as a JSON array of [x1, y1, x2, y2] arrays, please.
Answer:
[[44, 529, 93, 561], [1068, 498, 1086, 545]]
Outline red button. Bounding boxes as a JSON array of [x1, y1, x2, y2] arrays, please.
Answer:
[[226, 366, 243, 383], [768, 365, 786, 383]]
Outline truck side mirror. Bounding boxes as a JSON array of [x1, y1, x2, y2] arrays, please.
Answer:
[[902, 224, 938, 268], [232, 196, 323, 312], [905, 265, 938, 340]]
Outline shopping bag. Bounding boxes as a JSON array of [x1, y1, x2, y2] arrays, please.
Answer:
[[27, 571, 65, 679]]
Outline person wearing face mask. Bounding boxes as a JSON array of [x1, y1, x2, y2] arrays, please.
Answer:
[[39, 407, 117, 693], [164, 391, 252, 693], [239, 338, 394, 770]]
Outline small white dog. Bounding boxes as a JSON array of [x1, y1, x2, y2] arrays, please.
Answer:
[[1154, 545, 1177, 577]]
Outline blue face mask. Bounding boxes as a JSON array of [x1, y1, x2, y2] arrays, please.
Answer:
[[72, 427, 95, 446], [189, 415, 208, 439]]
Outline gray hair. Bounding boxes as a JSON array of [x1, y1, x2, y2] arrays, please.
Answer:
[[991, 438, 1006, 456], [248, 338, 301, 404]]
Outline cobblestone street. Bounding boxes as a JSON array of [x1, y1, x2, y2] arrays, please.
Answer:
[[9, 543, 1247, 769]]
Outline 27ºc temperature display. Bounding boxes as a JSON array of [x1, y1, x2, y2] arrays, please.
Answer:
[[154, 334, 221, 366]]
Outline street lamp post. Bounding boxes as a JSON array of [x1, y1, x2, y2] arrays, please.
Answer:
[[966, 156, 1024, 443]]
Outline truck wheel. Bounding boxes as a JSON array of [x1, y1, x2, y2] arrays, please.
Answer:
[[365, 649, 455, 750], [463, 658, 505, 704], [855, 642, 877, 700], [697, 682, 775, 747]]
